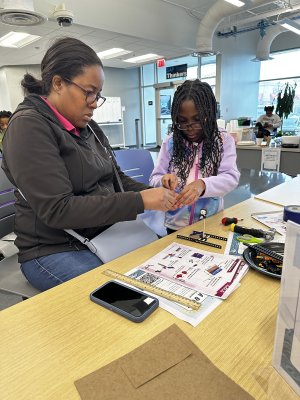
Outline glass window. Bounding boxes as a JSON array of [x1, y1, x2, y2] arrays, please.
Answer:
[[201, 63, 216, 79], [187, 66, 198, 79], [258, 48, 300, 134], [260, 49, 300, 81]]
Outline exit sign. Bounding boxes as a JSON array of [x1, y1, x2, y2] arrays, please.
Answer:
[[157, 58, 166, 68]]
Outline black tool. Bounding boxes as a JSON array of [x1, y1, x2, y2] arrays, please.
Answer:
[[230, 224, 275, 241]]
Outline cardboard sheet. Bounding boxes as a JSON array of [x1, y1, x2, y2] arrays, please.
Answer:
[[75, 324, 254, 400]]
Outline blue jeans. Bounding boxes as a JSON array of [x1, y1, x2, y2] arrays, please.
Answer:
[[20, 250, 103, 292]]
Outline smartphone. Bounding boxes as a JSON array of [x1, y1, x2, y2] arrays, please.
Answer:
[[90, 281, 159, 323]]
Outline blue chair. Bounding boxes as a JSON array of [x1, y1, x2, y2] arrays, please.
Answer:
[[114, 149, 154, 185], [0, 163, 40, 299], [114, 149, 167, 237]]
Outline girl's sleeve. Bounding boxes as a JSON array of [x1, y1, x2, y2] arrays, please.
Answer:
[[149, 136, 172, 187], [202, 132, 240, 198]]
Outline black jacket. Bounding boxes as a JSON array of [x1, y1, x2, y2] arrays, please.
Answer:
[[2, 95, 147, 262]]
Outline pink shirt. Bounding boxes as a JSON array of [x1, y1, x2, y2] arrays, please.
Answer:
[[41, 97, 80, 137]]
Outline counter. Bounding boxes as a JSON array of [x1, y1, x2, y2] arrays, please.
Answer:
[[236, 145, 300, 176]]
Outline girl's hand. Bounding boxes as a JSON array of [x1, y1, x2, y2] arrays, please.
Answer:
[[161, 174, 178, 190], [175, 180, 205, 207]]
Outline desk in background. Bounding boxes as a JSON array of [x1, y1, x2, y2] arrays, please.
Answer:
[[236, 145, 300, 176], [1, 181, 300, 400]]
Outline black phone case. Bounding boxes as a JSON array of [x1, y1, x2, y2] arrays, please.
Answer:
[[90, 281, 159, 323]]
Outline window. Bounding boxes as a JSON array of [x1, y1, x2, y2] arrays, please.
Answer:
[[258, 48, 300, 133]]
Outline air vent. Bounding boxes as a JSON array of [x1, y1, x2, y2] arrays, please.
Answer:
[[0, 0, 47, 26], [0, 10, 46, 26]]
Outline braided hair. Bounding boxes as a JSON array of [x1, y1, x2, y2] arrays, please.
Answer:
[[170, 79, 223, 188]]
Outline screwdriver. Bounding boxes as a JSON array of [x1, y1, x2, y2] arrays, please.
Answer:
[[230, 223, 276, 241], [221, 217, 243, 226]]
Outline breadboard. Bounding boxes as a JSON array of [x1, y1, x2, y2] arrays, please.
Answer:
[[102, 269, 201, 310]]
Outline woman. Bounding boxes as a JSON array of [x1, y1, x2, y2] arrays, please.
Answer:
[[2, 37, 177, 291], [150, 79, 240, 234], [0, 110, 12, 152], [256, 106, 281, 135]]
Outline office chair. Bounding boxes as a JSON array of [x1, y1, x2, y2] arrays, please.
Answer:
[[114, 148, 155, 185], [114, 149, 167, 237], [0, 164, 40, 299]]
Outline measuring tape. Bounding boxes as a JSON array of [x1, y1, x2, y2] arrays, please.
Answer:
[[102, 269, 201, 311]]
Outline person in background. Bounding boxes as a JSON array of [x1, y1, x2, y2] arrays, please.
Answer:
[[1, 37, 177, 291], [149, 79, 240, 234], [0, 110, 12, 152], [256, 106, 281, 135], [254, 122, 271, 145]]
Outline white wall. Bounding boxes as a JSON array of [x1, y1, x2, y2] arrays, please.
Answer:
[[0, 65, 140, 146], [2, 65, 41, 112], [102, 68, 140, 146], [0, 68, 10, 110], [214, 31, 261, 122]]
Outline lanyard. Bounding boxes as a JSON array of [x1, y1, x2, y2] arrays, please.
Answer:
[[188, 143, 202, 225]]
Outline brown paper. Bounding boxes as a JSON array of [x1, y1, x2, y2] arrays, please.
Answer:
[[75, 324, 254, 400]]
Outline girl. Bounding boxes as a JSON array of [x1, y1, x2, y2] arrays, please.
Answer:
[[150, 79, 240, 234]]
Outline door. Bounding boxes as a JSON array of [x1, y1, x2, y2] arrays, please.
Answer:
[[155, 82, 184, 146]]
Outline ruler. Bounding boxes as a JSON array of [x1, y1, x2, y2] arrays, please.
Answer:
[[102, 269, 201, 311]]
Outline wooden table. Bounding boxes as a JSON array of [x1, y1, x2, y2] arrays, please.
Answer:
[[0, 195, 299, 399]]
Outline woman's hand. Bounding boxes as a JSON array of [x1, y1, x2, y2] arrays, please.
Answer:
[[175, 179, 206, 207], [161, 174, 178, 190], [141, 187, 178, 211]]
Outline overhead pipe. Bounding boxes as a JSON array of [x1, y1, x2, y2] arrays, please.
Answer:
[[230, 4, 300, 28], [253, 24, 287, 61], [217, 19, 274, 38], [196, 0, 278, 55]]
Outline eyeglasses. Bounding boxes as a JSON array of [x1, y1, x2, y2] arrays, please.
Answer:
[[64, 78, 106, 108], [175, 122, 202, 130]]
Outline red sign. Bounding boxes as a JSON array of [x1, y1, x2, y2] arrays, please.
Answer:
[[157, 58, 166, 68]]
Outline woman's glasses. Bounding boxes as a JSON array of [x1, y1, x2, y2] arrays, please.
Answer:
[[175, 122, 202, 130], [64, 79, 106, 108]]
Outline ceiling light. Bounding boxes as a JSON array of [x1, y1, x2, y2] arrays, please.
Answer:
[[224, 0, 245, 7], [124, 53, 162, 63], [279, 19, 300, 36], [97, 48, 132, 59], [0, 31, 40, 48]]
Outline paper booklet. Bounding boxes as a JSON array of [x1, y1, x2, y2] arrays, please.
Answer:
[[125, 242, 248, 326]]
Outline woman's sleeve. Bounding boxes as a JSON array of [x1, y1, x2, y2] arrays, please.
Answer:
[[201, 133, 240, 198], [149, 136, 172, 187], [273, 115, 282, 129]]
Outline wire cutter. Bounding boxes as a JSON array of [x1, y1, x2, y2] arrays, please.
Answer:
[[236, 234, 264, 244]]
